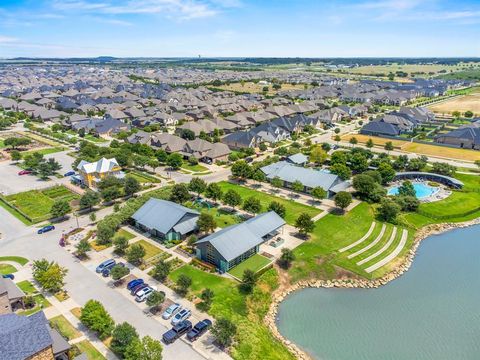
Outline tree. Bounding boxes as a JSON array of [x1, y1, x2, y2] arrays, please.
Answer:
[[240, 269, 257, 294], [352, 174, 386, 203], [4, 136, 31, 149], [205, 183, 223, 203], [384, 141, 394, 154], [291, 180, 304, 192], [397, 180, 416, 197], [80, 191, 100, 210], [10, 150, 22, 162], [277, 248, 295, 269], [475, 160, 480, 170], [152, 259, 171, 282], [114, 236, 129, 255], [271, 176, 283, 188], [80, 300, 115, 339], [349, 137, 358, 147], [37, 162, 55, 179], [111, 322, 139, 357], [378, 198, 401, 223], [32, 259, 68, 294], [166, 153, 183, 169], [464, 110, 474, 118], [147, 158, 160, 172], [452, 110, 461, 119], [169, 183, 190, 203], [211, 318, 237, 348], [377, 162, 396, 184], [243, 196, 262, 214], [96, 221, 115, 245], [89, 212, 96, 223], [395, 195, 420, 212], [197, 212, 217, 234], [156, 149, 168, 163], [127, 243, 146, 265], [334, 134, 341, 145], [252, 169, 266, 183], [180, 129, 195, 140], [100, 186, 121, 202], [366, 138, 374, 149], [146, 290, 165, 311], [124, 176, 141, 196], [349, 152, 369, 173], [223, 189, 242, 209], [268, 201, 286, 218], [432, 162, 456, 176], [334, 128, 340, 134], [111, 264, 130, 281], [309, 146, 327, 165], [231, 160, 252, 180], [75, 238, 91, 258], [124, 336, 163, 360], [50, 199, 71, 219], [334, 191, 352, 212], [311, 187, 327, 203], [188, 177, 207, 197], [295, 213, 315, 237], [330, 163, 352, 180], [198, 288, 215, 312], [176, 274, 192, 296]]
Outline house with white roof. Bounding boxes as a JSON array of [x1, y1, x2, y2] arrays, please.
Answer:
[[77, 157, 124, 188]]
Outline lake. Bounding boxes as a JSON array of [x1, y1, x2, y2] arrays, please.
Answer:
[[276, 225, 480, 360]]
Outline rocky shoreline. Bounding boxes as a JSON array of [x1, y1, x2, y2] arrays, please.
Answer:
[[264, 218, 480, 360]]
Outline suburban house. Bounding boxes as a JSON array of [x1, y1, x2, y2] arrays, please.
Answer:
[[132, 198, 199, 241], [196, 211, 285, 273], [286, 153, 309, 166], [261, 161, 350, 198], [0, 277, 25, 315], [360, 120, 401, 137], [0, 311, 71, 360], [77, 158, 124, 188], [434, 122, 480, 150]]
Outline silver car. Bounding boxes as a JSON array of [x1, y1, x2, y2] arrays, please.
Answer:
[[171, 308, 191, 326], [162, 303, 181, 320]]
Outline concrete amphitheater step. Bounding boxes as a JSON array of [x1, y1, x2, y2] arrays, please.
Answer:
[[347, 224, 387, 259], [339, 222, 376, 253], [365, 229, 408, 274], [357, 227, 398, 266]]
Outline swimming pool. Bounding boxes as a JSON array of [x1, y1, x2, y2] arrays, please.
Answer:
[[388, 182, 439, 199]]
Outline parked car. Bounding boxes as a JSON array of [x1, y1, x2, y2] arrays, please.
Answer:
[[130, 283, 149, 296], [127, 278, 143, 290], [102, 262, 124, 277], [95, 259, 116, 273], [18, 170, 32, 175], [202, 158, 212, 165], [171, 308, 191, 326], [2, 274, 14, 280], [162, 320, 192, 344], [162, 303, 181, 320], [135, 286, 155, 302], [37, 225, 55, 234], [186, 319, 212, 341], [64, 171, 75, 177]]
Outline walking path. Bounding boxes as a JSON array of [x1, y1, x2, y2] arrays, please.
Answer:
[[365, 229, 408, 274], [339, 222, 376, 253], [357, 227, 397, 266], [348, 224, 386, 259]]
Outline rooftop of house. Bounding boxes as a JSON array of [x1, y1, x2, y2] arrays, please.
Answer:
[[78, 157, 120, 174]]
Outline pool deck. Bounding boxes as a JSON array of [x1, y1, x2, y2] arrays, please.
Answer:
[[388, 181, 451, 203]]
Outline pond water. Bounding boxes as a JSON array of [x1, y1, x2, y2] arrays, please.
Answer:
[[276, 225, 480, 360], [388, 182, 439, 199]]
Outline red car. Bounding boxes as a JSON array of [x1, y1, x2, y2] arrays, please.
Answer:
[[18, 170, 32, 175]]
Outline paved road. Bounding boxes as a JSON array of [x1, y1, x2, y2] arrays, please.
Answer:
[[0, 207, 205, 360]]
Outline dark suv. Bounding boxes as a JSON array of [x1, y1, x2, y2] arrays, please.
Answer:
[[186, 319, 212, 341], [162, 320, 192, 344]]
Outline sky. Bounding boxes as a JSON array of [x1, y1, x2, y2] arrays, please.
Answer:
[[0, 0, 479, 58]]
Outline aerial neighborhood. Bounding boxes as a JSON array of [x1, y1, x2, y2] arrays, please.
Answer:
[[1, 55, 480, 360]]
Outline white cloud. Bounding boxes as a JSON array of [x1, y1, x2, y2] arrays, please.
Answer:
[[0, 35, 17, 43]]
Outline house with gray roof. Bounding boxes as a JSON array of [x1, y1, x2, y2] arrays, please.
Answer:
[[0, 278, 25, 315], [132, 198, 199, 241], [434, 122, 480, 150], [196, 211, 285, 273]]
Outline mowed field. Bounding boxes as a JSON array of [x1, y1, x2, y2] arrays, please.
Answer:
[[341, 134, 480, 161], [335, 63, 478, 76], [428, 92, 480, 115], [215, 81, 307, 95]]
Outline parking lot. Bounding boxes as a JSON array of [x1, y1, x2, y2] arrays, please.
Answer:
[[0, 161, 57, 195]]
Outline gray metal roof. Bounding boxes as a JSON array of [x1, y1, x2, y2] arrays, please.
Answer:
[[197, 211, 285, 262], [287, 153, 309, 165], [132, 198, 199, 235], [394, 172, 464, 187], [261, 161, 340, 190]]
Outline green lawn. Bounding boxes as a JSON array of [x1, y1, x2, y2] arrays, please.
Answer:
[[113, 228, 136, 241], [228, 254, 272, 279], [17, 280, 51, 315], [75, 340, 106, 360], [0, 263, 17, 275], [17, 280, 37, 294], [217, 181, 322, 225], [49, 315, 81, 340], [0, 256, 28, 265], [126, 170, 161, 184], [22, 146, 65, 156], [85, 134, 107, 143], [169, 265, 294, 360], [129, 239, 163, 260], [181, 163, 209, 172], [187, 201, 240, 228]]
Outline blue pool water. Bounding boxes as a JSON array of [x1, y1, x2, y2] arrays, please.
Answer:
[[388, 182, 438, 199]]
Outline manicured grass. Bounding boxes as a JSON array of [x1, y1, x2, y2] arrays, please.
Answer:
[[0, 256, 28, 266], [169, 265, 294, 360], [85, 134, 107, 143], [113, 228, 136, 241], [75, 340, 106, 360], [22, 146, 65, 156], [0, 264, 17, 274], [228, 254, 272, 279], [126, 170, 161, 184], [181, 163, 209, 172], [17, 280, 51, 315], [129, 239, 163, 261], [17, 280, 37, 294], [0, 198, 33, 225], [49, 315, 81, 340], [187, 201, 240, 228], [217, 181, 322, 226], [417, 191, 480, 219]]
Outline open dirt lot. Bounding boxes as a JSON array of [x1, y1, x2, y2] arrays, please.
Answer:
[[216, 81, 307, 95], [428, 93, 480, 116]]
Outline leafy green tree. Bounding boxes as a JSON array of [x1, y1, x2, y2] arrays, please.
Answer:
[[271, 176, 283, 188], [384, 141, 394, 154], [231, 160, 252, 180], [50, 199, 71, 219], [309, 146, 327, 165], [311, 187, 327, 202], [268, 201, 286, 218], [295, 213, 315, 237], [80, 191, 101, 210], [211, 318, 237, 348], [349, 137, 358, 147], [166, 153, 183, 169], [352, 174, 386, 203], [80, 300, 115, 339], [75, 238, 91, 258], [198, 288, 215, 312], [464, 110, 474, 118], [176, 274, 192, 296], [124, 176, 141, 196], [366, 138, 374, 148], [377, 162, 396, 184], [89, 212, 97, 223], [397, 180, 416, 197], [252, 169, 266, 183], [10, 150, 22, 162], [96, 221, 115, 245], [223, 189, 242, 209], [240, 269, 257, 294], [205, 183, 223, 203], [197, 212, 217, 234], [156, 149, 168, 163], [291, 180, 304, 192], [111, 322, 139, 357], [349, 152, 369, 173], [4, 136, 31, 149], [378, 198, 401, 223], [32, 259, 68, 293], [152, 259, 171, 282], [188, 177, 207, 197], [334, 191, 352, 212], [277, 248, 295, 269], [127, 243, 146, 266], [242, 196, 262, 214], [147, 158, 160, 172], [395, 195, 420, 212], [146, 290, 165, 311], [431, 162, 456, 176], [113, 236, 129, 255], [330, 163, 352, 180], [169, 183, 190, 203], [111, 264, 130, 281], [124, 336, 163, 360]]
